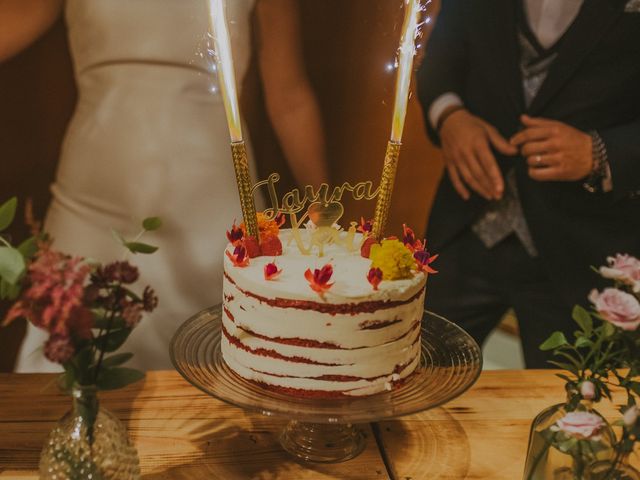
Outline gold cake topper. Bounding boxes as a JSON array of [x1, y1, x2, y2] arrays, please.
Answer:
[[252, 173, 381, 256]]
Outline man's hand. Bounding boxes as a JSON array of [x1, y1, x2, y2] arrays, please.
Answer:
[[510, 115, 593, 182], [440, 109, 517, 200]]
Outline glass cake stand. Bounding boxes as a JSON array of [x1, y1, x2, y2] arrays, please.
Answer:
[[170, 305, 482, 463]]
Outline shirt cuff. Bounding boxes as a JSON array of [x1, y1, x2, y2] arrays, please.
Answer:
[[428, 93, 464, 130]]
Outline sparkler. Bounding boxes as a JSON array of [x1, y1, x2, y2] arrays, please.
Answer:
[[372, 0, 426, 239]]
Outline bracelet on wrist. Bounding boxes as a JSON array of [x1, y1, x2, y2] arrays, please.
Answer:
[[583, 131, 608, 193], [436, 105, 465, 132]]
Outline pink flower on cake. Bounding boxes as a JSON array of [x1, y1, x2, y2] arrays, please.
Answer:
[[226, 245, 250, 268], [357, 217, 373, 234], [599, 254, 640, 293], [367, 267, 383, 290], [263, 261, 282, 281], [414, 247, 439, 274], [551, 411, 605, 440], [226, 221, 244, 247], [304, 264, 334, 298], [402, 224, 418, 251], [589, 287, 640, 331]]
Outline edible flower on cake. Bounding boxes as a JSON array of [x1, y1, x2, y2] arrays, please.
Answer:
[[263, 261, 282, 281], [414, 247, 438, 274], [367, 267, 383, 290], [226, 245, 249, 267], [369, 239, 416, 280], [226, 221, 244, 246], [304, 263, 334, 298], [357, 217, 373, 234]]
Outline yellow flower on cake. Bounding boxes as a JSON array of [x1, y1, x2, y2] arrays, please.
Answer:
[[369, 239, 415, 280]]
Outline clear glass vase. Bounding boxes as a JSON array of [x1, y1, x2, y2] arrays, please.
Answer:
[[522, 401, 615, 480], [39, 385, 141, 480], [586, 456, 640, 480]]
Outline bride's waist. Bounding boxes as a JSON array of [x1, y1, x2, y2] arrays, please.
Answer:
[[74, 63, 223, 106]]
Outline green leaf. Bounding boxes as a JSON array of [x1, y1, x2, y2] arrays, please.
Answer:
[[142, 217, 162, 231], [540, 331, 569, 351], [602, 322, 616, 338], [92, 315, 125, 330], [574, 336, 593, 349], [17, 236, 38, 260], [96, 367, 144, 390], [0, 197, 17, 232], [572, 305, 593, 334], [102, 352, 134, 368], [124, 242, 158, 254], [0, 278, 21, 300], [0, 246, 25, 284], [95, 328, 131, 352]]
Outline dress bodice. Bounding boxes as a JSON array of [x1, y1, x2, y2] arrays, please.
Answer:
[[65, 0, 253, 82]]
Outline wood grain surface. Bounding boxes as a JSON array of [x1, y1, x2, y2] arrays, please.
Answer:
[[0, 371, 636, 479]]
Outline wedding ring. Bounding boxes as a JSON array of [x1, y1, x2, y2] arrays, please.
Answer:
[[534, 155, 542, 165]]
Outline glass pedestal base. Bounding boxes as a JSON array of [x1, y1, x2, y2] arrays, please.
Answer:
[[170, 306, 482, 463], [280, 421, 365, 463]]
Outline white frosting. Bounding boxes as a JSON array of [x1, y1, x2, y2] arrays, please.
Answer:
[[221, 228, 428, 396]]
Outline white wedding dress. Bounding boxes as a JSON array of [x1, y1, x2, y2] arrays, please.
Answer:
[[16, 0, 259, 372]]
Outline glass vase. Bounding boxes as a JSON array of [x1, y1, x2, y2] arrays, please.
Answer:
[[39, 385, 141, 480], [523, 401, 615, 480], [586, 456, 640, 480]]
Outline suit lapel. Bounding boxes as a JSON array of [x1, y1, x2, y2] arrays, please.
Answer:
[[527, 0, 625, 115], [486, 0, 524, 116]]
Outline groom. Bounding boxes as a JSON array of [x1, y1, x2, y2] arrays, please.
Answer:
[[418, 0, 640, 367]]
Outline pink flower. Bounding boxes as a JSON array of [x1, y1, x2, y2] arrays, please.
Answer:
[[589, 288, 640, 331], [4, 245, 92, 338], [44, 335, 75, 364], [367, 267, 383, 290], [580, 380, 596, 400], [304, 264, 334, 298], [599, 254, 640, 293], [552, 411, 605, 440]]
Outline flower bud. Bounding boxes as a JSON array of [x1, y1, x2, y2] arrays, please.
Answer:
[[580, 380, 596, 400]]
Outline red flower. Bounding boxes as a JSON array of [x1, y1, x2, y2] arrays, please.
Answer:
[[304, 264, 334, 297], [226, 245, 250, 267], [357, 217, 373, 234], [264, 261, 282, 281], [361, 237, 378, 258], [226, 221, 244, 246], [367, 267, 383, 290], [414, 248, 439, 274], [142, 286, 158, 312]]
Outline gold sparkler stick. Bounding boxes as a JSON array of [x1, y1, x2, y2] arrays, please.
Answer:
[[231, 141, 258, 238], [372, 141, 401, 239], [208, 0, 258, 238], [372, 0, 423, 239]]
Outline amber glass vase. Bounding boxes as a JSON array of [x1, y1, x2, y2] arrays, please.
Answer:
[[39, 385, 141, 480], [523, 401, 615, 480]]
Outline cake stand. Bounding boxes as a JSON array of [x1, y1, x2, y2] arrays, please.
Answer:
[[170, 306, 482, 463]]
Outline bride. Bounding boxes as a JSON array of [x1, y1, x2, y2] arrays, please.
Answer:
[[1, 0, 328, 371]]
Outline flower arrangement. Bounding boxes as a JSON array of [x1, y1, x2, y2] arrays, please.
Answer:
[[0, 197, 160, 392], [527, 253, 640, 478]]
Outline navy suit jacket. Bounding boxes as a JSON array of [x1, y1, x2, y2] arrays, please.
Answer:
[[418, 0, 640, 307]]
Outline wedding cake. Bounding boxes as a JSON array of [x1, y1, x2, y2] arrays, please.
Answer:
[[221, 214, 436, 397]]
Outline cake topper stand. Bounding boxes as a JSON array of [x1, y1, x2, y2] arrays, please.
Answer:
[[170, 306, 482, 463]]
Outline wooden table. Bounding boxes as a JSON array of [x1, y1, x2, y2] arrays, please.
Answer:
[[0, 370, 634, 479]]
